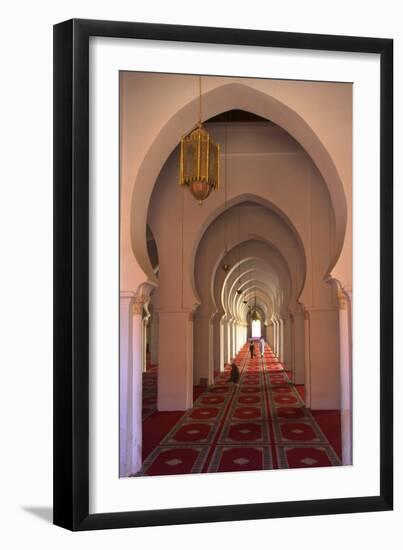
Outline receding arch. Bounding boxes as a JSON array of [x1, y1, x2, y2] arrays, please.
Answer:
[[191, 194, 307, 306], [135, 82, 347, 289]]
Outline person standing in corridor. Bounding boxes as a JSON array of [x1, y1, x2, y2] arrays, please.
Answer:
[[228, 362, 240, 385], [259, 337, 265, 357], [249, 340, 255, 358]]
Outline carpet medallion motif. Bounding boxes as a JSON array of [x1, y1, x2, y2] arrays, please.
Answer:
[[137, 343, 341, 476]]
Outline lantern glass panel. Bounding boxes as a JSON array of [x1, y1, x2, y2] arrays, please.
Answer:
[[184, 140, 197, 181], [200, 136, 208, 180], [209, 142, 217, 183]]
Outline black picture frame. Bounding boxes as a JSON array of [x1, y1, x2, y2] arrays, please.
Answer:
[[53, 18, 393, 531]]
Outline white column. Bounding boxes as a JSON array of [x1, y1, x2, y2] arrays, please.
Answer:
[[149, 312, 159, 366], [268, 322, 274, 348], [293, 311, 305, 384], [273, 320, 277, 356], [227, 320, 231, 361], [220, 319, 225, 371], [208, 319, 214, 383], [304, 310, 311, 408], [338, 288, 353, 465], [213, 315, 221, 375], [225, 318, 231, 364], [193, 314, 213, 385], [187, 312, 195, 402], [158, 310, 193, 410], [120, 292, 133, 477], [119, 292, 145, 477], [226, 320, 231, 361], [275, 319, 280, 358], [230, 320, 235, 360], [279, 317, 285, 363], [290, 315, 296, 377], [306, 308, 340, 409], [283, 315, 292, 371], [141, 317, 149, 373]]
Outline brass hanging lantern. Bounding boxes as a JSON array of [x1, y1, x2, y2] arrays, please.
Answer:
[[179, 77, 220, 205], [250, 290, 258, 320]]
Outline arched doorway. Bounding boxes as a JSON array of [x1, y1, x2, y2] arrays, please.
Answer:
[[251, 319, 262, 338]]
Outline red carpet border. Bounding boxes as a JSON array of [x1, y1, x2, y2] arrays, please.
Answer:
[[137, 343, 341, 476]]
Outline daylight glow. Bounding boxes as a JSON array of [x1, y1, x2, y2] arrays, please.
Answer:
[[251, 319, 261, 338]]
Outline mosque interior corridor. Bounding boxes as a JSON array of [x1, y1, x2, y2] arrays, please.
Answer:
[[119, 73, 352, 478], [138, 341, 341, 476]]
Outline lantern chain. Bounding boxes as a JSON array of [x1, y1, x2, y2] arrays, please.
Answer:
[[199, 75, 202, 123]]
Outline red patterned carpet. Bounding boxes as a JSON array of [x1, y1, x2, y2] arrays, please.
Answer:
[[137, 343, 341, 476]]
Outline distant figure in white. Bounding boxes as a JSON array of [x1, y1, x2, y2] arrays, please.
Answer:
[[259, 337, 265, 357]]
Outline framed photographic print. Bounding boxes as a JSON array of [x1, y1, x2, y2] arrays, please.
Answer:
[[53, 19, 393, 530]]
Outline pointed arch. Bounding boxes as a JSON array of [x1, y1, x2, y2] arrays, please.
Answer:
[[132, 82, 347, 288]]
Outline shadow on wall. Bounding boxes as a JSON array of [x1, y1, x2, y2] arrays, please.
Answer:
[[22, 506, 53, 524]]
